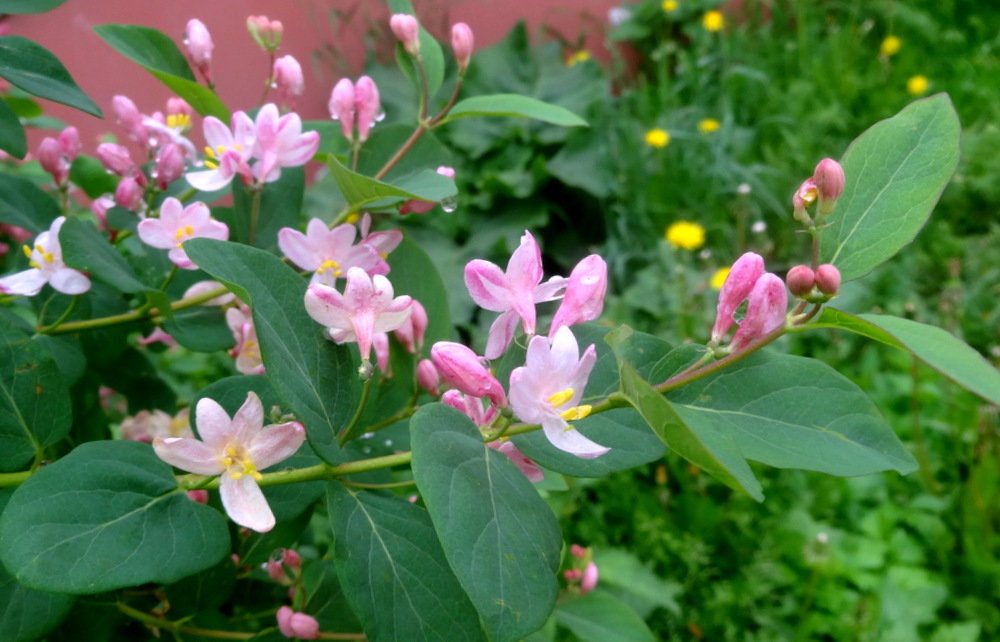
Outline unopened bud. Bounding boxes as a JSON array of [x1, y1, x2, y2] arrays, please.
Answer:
[[57, 126, 81, 160], [96, 142, 135, 176], [730, 273, 788, 351], [785, 265, 816, 297], [186, 489, 209, 504], [570, 544, 587, 559], [328, 78, 355, 140], [115, 176, 144, 211], [394, 299, 427, 353], [711, 252, 765, 342], [111, 94, 148, 145], [580, 561, 599, 594], [38, 138, 69, 185], [390, 14, 421, 56], [282, 548, 302, 569], [564, 569, 581, 581], [792, 178, 817, 223], [184, 19, 214, 82], [354, 75, 381, 143], [166, 97, 193, 119], [266, 560, 287, 583], [451, 22, 474, 72], [91, 195, 114, 229], [813, 158, 845, 215], [276, 606, 320, 640], [154, 143, 185, 189], [247, 15, 283, 51], [416, 359, 441, 396], [273, 55, 305, 108], [430, 341, 506, 408], [814, 264, 841, 295]]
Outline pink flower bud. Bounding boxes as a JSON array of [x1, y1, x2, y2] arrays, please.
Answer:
[[267, 560, 287, 583], [276, 606, 320, 640], [115, 176, 144, 211], [431, 341, 507, 408], [38, 137, 70, 185], [166, 97, 193, 118], [711, 252, 765, 342], [112, 95, 148, 144], [328, 78, 356, 140], [373, 332, 391, 375], [186, 489, 209, 504], [792, 178, 817, 222], [564, 569, 581, 581], [91, 196, 114, 230], [390, 14, 421, 55], [785, 265, 815, 297], [282, 548, 302, 569], [730, 273, 788, 351], [96, 142, 135, 177], [394, 299, 427, 353], [580, 561, 599, 594], [814, 264, 841, 295], [550, 254, 607, 335], [417, 359, 441, 397], [813, 158, 845, 215], [436, 166, 456, 179], [154, 143, 185, 189], [273, 55, 305, 108], [570, 544, 587, 559], [451, 22, 474, 71], [354, 75, 381, 143], [57, 126, 81, 160], [184, 19, 214, 81], [247, 15, 283, 51]]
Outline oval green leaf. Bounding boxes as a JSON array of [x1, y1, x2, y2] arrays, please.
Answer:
[[59, 217, 150, 294], [554, 591, 656, 642], [0, 440, 230, 593], [820, 94, 961, 281], [410, 403, 562, 641], [0, 36, 101, 117], [320, 153, 457, 213], [0, 0, 69, 14], [440, 94, 588, 127], [0, 98, 27, 158], [0, 173, 61, 233]]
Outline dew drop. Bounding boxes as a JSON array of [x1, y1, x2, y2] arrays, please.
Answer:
[[374, 108, 386, 123], [440, 196, 457, 213]]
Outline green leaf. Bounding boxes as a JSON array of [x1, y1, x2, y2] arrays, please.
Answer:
[[300, 559, 361, 632], [356, 124, 453, 181], [554, 591, 656, 642], [0, 36, 101, 117], [184, 239, 359, 464], [0, 0, 69, 14], [0, 97, 27, 158], [68, 155, 119, 199], [0, 564, 74, 642], [59, 217, 150, 294], [0, 317, 71, 472], [0, 441, 230, 593], [813, 309, 1000, 406], [162, 305, 233, 353], [410, 403, 562, 641], [607, 326, 764, 500], [321, 153, 456, 212], [0, 173, 61, 233], [386, 236, 453, 344], [820, 94, 961, 281], [228, 167, 304, 250], [327, 484, 486, 641], [668, 349, 918, 477], [92, 24, 229, 120], [439, 94, 588, 127]]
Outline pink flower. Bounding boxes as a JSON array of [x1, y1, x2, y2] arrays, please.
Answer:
[[251, 103, 320, 184], [580, 561, 599, 594], [730, 273, 788, 351], [38, 137, 70, 185], [112, 95, 148, 145], [153, 392, 305, 533], [115, 176, 144, 211], [814, 263, 841, 295], [0, 217, 90, 296], [328, 78, 355, 139], [96, 142, 137, 177], [277, 218, 399, 287], [276, 606, 320, 639], [184, 18, 214, 82], [431, 342, 507, 408], [273, 55, 305, 109], [226, 304, 265, 374], [711, 252, 765, 343], [154, 143, 186, 189], [390, 14, 421, 55], [354, 75, 381, 142], [451, 23, 474, 71], [416, 359, 441, 396], [183, 280, 236, 306], [785, 265, 816, 297], [393, 299, 427, 354], [549, 254, 607, 335], [508, 326, 607, 459], [120, 407, 192, 442], [304, 267, 413, 362], [137, 197, 229, 270], [464, 231, 566, 359], [186, 110, 255, 191]]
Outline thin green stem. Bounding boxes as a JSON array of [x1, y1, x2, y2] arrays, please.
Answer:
[[373, 125, 427, 181], [339, 376, 373, 446], [118, 601, 255, 639], [38, 295, 78, 335], [341, 479, 417, 489], [248, 186, 263, 247]]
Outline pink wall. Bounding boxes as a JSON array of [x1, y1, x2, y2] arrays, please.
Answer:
[[8, 0, 618, 151]]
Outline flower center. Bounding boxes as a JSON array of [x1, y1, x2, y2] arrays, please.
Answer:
[[173, 224, 195, 248], [167, 113, 191, 130], [24, 243, 54, 270], [220, 444, 263, 481], [203, 143, 243, 170], [547, 388, 593, 424], [316, 259, 342, 277]]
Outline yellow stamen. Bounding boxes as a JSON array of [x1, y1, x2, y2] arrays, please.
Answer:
[[204, 159, 219, 169], [229, 471, 244, 480], [166, 113, 191, 130], [22, 245, 32, 259], [317, 259, 341, 275], [547, 388, 575, 407], [174, 224, 195, 248], [204, 145, 217, 159], [560, 405, 592, 421]]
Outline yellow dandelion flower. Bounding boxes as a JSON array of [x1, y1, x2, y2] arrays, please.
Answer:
[[698, 118, 721, 134], [644, 128, 670, 148], [703, 10, 724, 32], [566, 50, 591, 67], [880, 35, 901, 57], [665, 221, 706, 251], [710, 267, 730, 290], [662, 0, 679, 12], [906, 75, 929, 95]]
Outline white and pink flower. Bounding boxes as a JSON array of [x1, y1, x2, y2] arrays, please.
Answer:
[[137, 197, 229, 270]]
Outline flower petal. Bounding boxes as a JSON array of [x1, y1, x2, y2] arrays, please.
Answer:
[[464, 260, 510, 312], [541, 417, 609, 459], [153, 436, 223, 475], [230, 391, 265, 445], [195, 396, 234, 450], [220, 474, 275, 532], [484, 310, 519, 360], [186, 168, 232, 192], [249, 421, 306, 470], [0, 268, 47, 296], [49, 267, 91, 295]]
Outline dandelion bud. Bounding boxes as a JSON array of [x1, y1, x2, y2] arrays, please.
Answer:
[[57, 126, 81, 160], [814, 264, 841, 295], [730, 273, 788, 351], [390, 14, 421, 56], [184, 19, 214, 82], [154, 143, 185, 189], [276, 606, 320, 640], [273, 55, 305, 108], [813, 158, 845, 215], [580, 561, 599, 595], [416, 359, 441, 397], [451, 22, 474, 72], [247, 15, 283, 51], [328, 78, 356, 140], [96, 142, 135, 177], [354, 75, 381, 143], [38, 138, 69, 185], [785, 265, 816, 297], [711, 252, 765, 343], [431, 341, 507, 408], [115, 176, 144, 211]]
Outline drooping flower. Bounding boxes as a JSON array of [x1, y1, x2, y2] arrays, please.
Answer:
[[665, 220, 706, 250], [549, 254, 607, 335], [354, 76, 381, 143], [186, 110, 255, 191], [226, 303, 265, 374], [304, 267, 413, 362], [184, 18, 214, 83], [508, 326, 607, 459], [278, 218, 399, 286], [137, 197, 229, 270], [431, 342, 507, 408], [729, 273, 788, 350], [153, 392, 305, 533], [0, 217, 90, 296], [251, 103, 320, 184], [273, 55, 305, 109], [464, 231, 566, 359], [451, 23, 474, 72], [644, 127, 670, 148]]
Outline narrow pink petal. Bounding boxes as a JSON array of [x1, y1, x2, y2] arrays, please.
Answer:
[[508, 368, 545, 424], [137, 219, 174, 249], [153, 437, 223, 475], [533, 275, 567, 303], [195, 396, 234, 449], [506, 231, 543, 293], [277, 130, 320, 167], [202, 116, 233, 149], [494, 441, 545, 482], [168, 247, 195, 270], [0, 269, 47, 296], [541, 417, 609, 459], [304, 284, 353, 330], [49, 268, 91, 295], [158, 197, 184, 224], [186, 168, 233, 192], [484, 310, 519, 360], [198, 219, 230, 241], [364, 229, 402, 255], [548, 326, 582, 375], [464, 260, 510, 312], [249, 421, 306, 470], [371, 297, 413, 334], [278, 227, 319, 271], [230, 391, 264, 445], [220, 475, 275, 532]]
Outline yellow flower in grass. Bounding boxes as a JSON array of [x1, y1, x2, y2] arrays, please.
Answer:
[[880, 35, 901, 57], [906, 75, 929, 95], [566, 50, 591, 67], [665, 221, 705, 251], [698, 118, 721, 134], [644, 128, 670, 148], [702, 10, 724, 32], [662, 0, 679, 12], [710, 267, 730, 290]]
